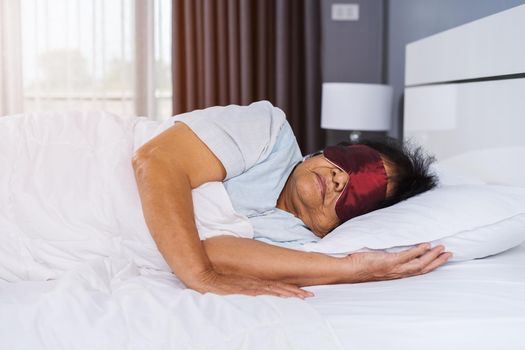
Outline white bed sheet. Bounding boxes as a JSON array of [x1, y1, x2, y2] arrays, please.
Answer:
[[307, 242, 525, 350]]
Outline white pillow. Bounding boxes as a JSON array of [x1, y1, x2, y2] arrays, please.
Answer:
[[302, 184, 525, 261]]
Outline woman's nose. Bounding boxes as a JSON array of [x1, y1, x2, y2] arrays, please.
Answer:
[[331, 168, 349, 192]]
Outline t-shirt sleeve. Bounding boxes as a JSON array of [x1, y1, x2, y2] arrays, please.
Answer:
[[172, 100, 287, 180]]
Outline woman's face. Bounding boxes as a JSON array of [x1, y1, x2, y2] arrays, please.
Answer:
[[278, 154, 348, 238], [278, 154, 393, 238]]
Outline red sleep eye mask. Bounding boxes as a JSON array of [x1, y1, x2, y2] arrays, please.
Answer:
[[323, 144, 388, 223]]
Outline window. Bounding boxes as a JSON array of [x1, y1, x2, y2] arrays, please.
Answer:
[[19, 0, 172, 120]]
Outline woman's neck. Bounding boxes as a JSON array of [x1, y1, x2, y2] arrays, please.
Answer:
[[276, 175, 297, 217]]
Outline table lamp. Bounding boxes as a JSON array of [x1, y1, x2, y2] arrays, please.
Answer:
[[321, 83, 393, 143]]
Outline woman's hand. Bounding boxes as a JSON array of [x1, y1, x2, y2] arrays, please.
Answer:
[[344, 243, 452, 282], [190, 269, 314, 299]]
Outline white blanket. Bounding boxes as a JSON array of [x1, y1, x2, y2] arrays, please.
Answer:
[[0, 111, 254, 281], [0, 111, 340, 349]]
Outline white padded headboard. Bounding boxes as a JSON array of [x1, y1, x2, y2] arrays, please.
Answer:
[[403, 5, 525, 187]]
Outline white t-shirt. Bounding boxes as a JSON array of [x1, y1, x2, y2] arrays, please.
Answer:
[[172, 101, 320, 247]]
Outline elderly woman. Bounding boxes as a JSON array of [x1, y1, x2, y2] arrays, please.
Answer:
[[133, 101, 451, 298]]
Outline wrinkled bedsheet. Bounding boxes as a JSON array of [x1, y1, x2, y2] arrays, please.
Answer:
[[0, 111, 340, 349]]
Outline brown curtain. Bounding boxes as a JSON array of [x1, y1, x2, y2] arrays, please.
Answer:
[[172, 0, 323, 153]]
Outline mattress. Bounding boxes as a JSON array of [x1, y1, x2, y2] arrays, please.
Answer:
[[307, 242, 525, 350]]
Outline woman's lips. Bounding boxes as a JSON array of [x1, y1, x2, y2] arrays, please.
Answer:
[[315, 173, 326, 200]]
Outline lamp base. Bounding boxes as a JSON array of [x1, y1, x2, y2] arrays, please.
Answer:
[[349, 130, 361, 143]]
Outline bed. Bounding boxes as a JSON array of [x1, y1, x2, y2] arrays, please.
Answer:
[[2, 5, 525, 350], [306, 4, 525, 349]]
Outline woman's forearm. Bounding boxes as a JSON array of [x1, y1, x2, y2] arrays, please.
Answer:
[[203, 236, 355, 287], [203, 236, 451, 287]]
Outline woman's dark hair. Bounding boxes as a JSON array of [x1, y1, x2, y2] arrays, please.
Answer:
[[338, 138, 438, 209]]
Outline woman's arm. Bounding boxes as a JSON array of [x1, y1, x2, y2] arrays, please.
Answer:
[[204, 236, 452, 286], [133, 123, 311, 298]]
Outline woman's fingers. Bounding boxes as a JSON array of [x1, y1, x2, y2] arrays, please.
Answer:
[[249, 282, 312, 299], [402, 245, 452, 275], [208, 273, 313, 299], [398, 243, 432, 263], [416, 245, 444, 265], [262, 287, 301, 298], [268, 282, 314, 299], [420, 252, 453, 274]]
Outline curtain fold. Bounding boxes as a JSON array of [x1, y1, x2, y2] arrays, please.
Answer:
[[171, 0, 323, 153], [0, 0, 24, 116]]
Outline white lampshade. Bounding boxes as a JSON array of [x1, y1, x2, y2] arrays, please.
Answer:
[[321, 83, 393, 131]]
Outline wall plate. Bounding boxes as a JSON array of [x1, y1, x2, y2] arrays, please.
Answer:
[[331, 3, 359, 21]]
